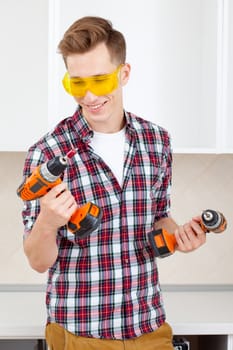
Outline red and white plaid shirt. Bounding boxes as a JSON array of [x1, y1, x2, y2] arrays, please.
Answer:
[[22, 107, 172, 339]]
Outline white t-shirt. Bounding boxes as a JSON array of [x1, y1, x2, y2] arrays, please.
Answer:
[[91, 128, 126, 185]]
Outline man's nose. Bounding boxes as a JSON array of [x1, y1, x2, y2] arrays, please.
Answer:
[[83, 89, 99, 100]]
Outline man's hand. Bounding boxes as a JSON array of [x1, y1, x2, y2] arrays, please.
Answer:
[[24, 182, 78, 273], [174, 216, 206, 253], [39, 182, 78, 231]]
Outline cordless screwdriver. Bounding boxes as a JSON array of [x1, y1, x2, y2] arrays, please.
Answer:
[[148, 209, 227, 258], [17, 150, 102, 239]]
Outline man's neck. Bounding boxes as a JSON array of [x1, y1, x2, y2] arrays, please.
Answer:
[[88, 114, 126, 134]]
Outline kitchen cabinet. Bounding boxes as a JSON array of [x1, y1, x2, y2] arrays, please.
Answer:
[[48, 0, 233, 153], [1, 0, 233, 152], [224, 0, 233, 151], [0, 288, 233, 349], [164, 290, 233, 349], [0, 0, 48, 151]]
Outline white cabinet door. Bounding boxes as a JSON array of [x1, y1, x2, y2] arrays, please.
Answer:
[[48, 0, 222, 152], [3, 0, 229, 152], [225, 0, 233, 152], [0, 0, 48, 151]]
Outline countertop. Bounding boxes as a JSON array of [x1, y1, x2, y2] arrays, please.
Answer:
[[163, 291, 233, 335], [1, 290, 233, 339]]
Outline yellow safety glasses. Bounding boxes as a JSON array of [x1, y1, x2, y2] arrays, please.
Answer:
[[62, 65, 122, 97]]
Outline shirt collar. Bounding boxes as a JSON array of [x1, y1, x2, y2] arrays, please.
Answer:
[[71, 107, 136, 143], [125, 111, 137, 138], [72, 106, 93, 144]]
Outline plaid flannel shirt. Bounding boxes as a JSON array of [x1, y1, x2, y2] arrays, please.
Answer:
[[22, 107, 172, 339]]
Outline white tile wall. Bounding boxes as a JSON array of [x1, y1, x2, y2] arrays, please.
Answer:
[[0, 153, 232, 285], [0, 153, 46, 284], [158, 154, 233, 285]]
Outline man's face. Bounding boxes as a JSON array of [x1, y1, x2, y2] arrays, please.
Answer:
[[65, 42, 130, 132]]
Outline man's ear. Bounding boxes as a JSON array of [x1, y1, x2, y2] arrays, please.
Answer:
[[120, 63, 131, 86]]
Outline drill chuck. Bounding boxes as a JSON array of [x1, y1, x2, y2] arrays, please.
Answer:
[[201, 209, 227, 233], [17, 155, 68, 200], [41, 156, 68, 182]]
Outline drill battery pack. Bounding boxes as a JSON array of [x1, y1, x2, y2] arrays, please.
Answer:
[[173, 337, 190, 350]]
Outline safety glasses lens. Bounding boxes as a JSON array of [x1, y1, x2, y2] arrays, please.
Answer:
[[62, 66, 121, 97]]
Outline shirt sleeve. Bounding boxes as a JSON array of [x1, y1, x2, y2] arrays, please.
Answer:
[[151, 133, 172, 222], [20, 147, 47, 238]]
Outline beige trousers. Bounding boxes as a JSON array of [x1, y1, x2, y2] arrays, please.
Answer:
[[45, 321, 174, 350]]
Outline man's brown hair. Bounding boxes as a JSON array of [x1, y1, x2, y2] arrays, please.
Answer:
[[58, 16, 126, 65]]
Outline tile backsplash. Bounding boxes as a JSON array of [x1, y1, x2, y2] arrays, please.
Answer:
[[0, 152, 232, 285], [157, 154, 233, 285]]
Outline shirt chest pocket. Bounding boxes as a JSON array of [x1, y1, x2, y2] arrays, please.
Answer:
[[128, 149, 163, 192]]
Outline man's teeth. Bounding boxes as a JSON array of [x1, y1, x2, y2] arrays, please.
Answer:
[[89, 103, 103, 109]]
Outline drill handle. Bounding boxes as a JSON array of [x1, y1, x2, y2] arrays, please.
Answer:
[[68, 202, 102, 239], [148, 228, 177, 258]]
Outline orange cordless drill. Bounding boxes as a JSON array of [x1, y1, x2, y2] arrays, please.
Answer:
[[148, 209, 227, 258], [17, 151, 102, 239]]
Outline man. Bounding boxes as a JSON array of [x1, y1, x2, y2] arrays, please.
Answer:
[[21, 16, 206, 349]]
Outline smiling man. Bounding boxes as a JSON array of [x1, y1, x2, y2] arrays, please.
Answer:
[[20, 16, 206, 350], [62, 42, 129, 133]]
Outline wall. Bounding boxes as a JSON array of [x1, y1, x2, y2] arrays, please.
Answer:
[[0, 152, 232, 286], [0, 0, 232, 288], [158, 153, 233, 285], [0, 153, 46, 285]]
